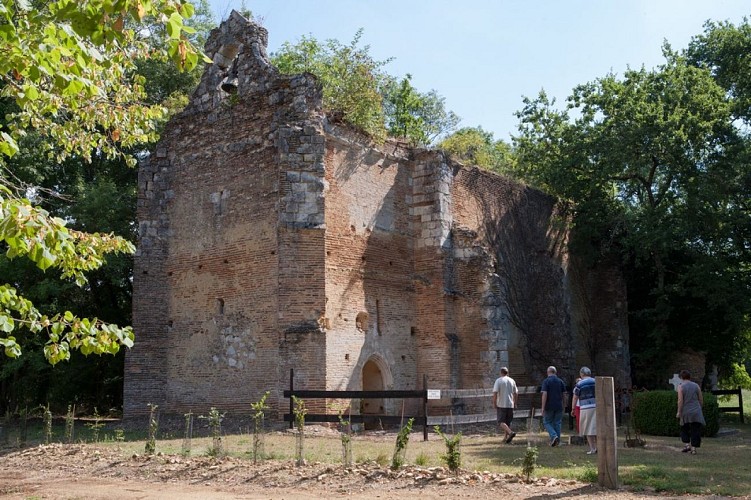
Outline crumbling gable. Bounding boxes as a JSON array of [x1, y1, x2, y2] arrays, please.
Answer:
[[124, 12, 630, 420]]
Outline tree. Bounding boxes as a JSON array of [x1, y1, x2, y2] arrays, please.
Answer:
[[272, 29, 391, 141], [439, 126, 516, 175], [513, 51, 751, 384], [382, 74, 459, 146], [1, 0, 204, 364], [687, 18, 751, 123], [271, 30, 459, 145]]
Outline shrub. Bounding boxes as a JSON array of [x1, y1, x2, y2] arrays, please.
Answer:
[[632, 391, 718, 437], [414, 451, 429, 466], [520, 446, 538, 482], [391, 417, 413, 470], [434, 425, 461, 472]]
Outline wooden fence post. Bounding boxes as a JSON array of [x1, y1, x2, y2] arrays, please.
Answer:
[[738, 387, 745, 424], [423, 374, 428, 441], [595, 376, 618, 489], [289, 368, 294, 430]]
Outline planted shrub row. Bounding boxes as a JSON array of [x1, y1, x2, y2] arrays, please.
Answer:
[[632, 390, 719, 437]]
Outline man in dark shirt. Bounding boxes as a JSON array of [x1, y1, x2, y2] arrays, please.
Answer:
[[541, 366, 567, 446]]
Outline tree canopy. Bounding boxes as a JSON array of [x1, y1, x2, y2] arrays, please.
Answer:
[[438, 126, 516, 175], [271, 30, 459, 145], [0, 0, 204, 365], [513, 32, 751, 383]]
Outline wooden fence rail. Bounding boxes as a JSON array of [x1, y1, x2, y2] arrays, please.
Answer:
[[283, 369, 547, 438], [711, 387, 745, 423], [283, 369, 430, 440]]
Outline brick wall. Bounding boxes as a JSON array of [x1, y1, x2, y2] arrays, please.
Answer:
[[323, 127, 418, 415], [126, 12, 631, 421]]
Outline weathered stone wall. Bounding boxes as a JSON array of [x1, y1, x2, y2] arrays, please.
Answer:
[[323, 127, 417, 415], [126, 12, 328, 417], [449, 167, 573, 389], [126, 12, 631, 420], [568, 255, 631, 388]]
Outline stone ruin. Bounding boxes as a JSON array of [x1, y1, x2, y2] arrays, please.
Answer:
[[124, 12, 631, 419]]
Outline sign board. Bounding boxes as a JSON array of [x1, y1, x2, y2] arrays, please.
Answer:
[[427, 389, 441, 400]]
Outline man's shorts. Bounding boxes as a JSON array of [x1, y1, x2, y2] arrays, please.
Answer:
[[496, 407, 514, 426]]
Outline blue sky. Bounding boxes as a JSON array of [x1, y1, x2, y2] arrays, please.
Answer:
[[207, 0, 750, 141]]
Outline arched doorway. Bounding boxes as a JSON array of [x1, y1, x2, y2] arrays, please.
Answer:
[[361, 358, 385, 428]]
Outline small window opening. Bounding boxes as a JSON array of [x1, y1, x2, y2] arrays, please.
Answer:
[[376, 300, 382, 335], [217, 298, 225, 315], [345, 354, 350, 361], [410, 327, 416, 336]]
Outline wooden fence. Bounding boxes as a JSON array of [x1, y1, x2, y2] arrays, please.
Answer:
[[711, 386, 745, 423], [283, 370, 547, 440]]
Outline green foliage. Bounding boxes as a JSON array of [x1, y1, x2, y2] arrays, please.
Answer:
[[686, 18, 751, 123], [414, 451, 429, 466], [64, 404, 75, 444], [382, 74, 459, 145], [433, 425, 462, 472], [439, 126, 516, 175], [42, 403, 52, 444], [85, 407, 104, 442], [181, 411, 193, 456], [145, 403, 158, 455], [251, 392, 269, 464], [577, 462, 598, 483], [272, 30, 458, 145], [720, 363, 751, 391], [390, 417, 413, 470], [272, 29, 390, 141], [520, 446, 539, 482], [337, 409, 352, 467], [0, 0, 208, 366], [513, 40, 751, 381], [292, 396, 307, 466], [200, 407, 224, 457], [632, 391, 719, 437]]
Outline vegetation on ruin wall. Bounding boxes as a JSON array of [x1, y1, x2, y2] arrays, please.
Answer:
[[512, 21, 751, 386], [271, 30, 460, 146], [271, 19, 750, 388], [2, 3, 750, 414]]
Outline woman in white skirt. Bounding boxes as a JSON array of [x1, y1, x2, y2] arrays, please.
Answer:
[[571, 367, 597, 454]]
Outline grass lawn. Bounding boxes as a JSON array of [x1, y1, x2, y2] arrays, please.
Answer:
[[108, 420, 751, 496], [4, 412, 750, 496]]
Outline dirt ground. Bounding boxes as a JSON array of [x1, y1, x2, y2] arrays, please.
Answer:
[[0, 442, 725, 500]]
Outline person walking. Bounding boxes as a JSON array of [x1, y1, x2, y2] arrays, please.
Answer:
[[492, 367, 518, 444], [541, 366, 567, 447], [571, 367, 597, 454], [677, 369, 705, 454]]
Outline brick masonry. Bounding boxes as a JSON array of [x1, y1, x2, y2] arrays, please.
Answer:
[[124, 12, 631, 420]]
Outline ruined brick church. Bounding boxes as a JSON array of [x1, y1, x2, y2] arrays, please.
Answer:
[[123, 12, 630, 419]]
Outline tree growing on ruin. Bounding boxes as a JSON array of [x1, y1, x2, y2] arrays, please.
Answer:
[[439, 126, 516, 175], [271, 30, 459, 145]]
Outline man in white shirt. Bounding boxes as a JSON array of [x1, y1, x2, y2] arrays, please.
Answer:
[[492, 367, 518, 443]]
